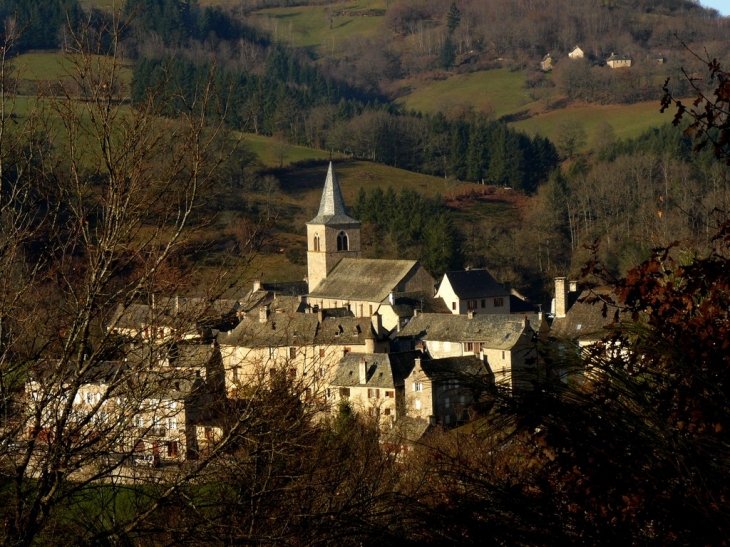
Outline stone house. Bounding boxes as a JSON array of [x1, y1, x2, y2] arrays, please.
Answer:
[[107, 296, 241, 342], [436, 269, 513, 314], [606, 52, 632, 68], [540, 53, 554, 71], [395, 312, 542, 391], [25, 358, 214, 464], [329, 351, 422, 428], [405, 354, 491, 427], [568, 46, 584, 59], [217, 307, 389, 401]]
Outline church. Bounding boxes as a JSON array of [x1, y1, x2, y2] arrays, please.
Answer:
[[303, 163, 437, 331]]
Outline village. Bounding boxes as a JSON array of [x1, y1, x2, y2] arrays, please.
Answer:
[[23, 163, 608, 467]]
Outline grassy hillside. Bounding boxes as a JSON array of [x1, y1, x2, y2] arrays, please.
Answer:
[[251, 0, 386, 55], [512, 101, 671, 148], [14, 52, 134, 86], [397, 69, 540, 119]]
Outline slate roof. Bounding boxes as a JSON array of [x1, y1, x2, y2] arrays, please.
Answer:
[[398, 313, 534, 350], [419, 355, 492, 378], [331, 351, 421, 388], [307, 162, 360, 227], [440, 269, 509, 299], [314, 316, 378, 346], [607, 53, 631, 61], [108, 298, 240, 331], [309, 258, 420, 302], [550, 289, 620, 342], [386, 291, 451, 317], [219, 313, 320, 348]]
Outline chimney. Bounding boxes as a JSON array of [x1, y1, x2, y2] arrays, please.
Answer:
[[259, 305, 270, 323], [522, 314, 530, 328], [359, 358, 367, 384], [414, 356, 421, 369], [175, 295, 180, 315], [253, 279, 261, 292], [388, 291, 395, 305], [468, 310, 475, 319], [479, 349, 485, 361], [413, 308, 420, 318], [555, 277, 568, 318], [569, 280, 578, 293], [371, 313, 382, 336], [317, 307, 324, 323], [503, 281, 511, 293]]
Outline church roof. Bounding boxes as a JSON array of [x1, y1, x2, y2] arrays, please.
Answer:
[[307, 162, 360, 226], [308, 258, 420, 303]]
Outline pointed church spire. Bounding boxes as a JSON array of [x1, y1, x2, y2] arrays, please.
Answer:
[[307, 162, 360, 226]]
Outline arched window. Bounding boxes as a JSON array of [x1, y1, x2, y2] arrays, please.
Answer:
[[337, 231, 349, 251], [313, 233, 320, 251]]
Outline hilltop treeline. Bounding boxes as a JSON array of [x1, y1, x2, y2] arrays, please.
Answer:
[[0, 0, 84, 51], [132, 53, 558, 191]]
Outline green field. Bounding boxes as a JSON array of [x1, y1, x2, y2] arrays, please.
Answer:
[[398, 69, 540, 119], [512, 100, 671, 148], [14, 52, 134, 87], [252, 1, 386, 56]]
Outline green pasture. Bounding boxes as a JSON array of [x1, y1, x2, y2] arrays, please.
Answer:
[[251, 1, 386, 55], [14, 52, 134, 88], [397, 69, 539, 120], [511, 100, 671, 150], [243, 133, 333, 167]]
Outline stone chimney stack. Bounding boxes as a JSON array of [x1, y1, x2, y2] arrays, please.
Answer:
[[358, 358, 367, 384], [569, 280, 578, 293], [259, 305, 270, 323], [555, 277, 568, 318], [253, 279, 261, 292], [468, 309, 475, 319]]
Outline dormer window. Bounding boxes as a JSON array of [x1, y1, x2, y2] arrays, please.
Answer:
[[313, 233, 320, 251], [337, 231, 349, 251]]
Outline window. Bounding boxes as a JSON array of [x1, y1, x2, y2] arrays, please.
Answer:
[[167, 441, 178, 458], [384, 408, 391, 416], [368, 388, 380, 399], [468, 300, 477, 310], [464, 342, 474, 352], [502, 351, 506, 359], [337, 231, 349, 251], [166, 417, 177, 430], [413, 382, 423, 392], [166, 400, 177, 411], [386, 391, 394, 398], [289, 347, 297, 359], [444, 397, 451, 409], [339, 387, 350, 397], [288, 368, 297, 379], [86, 393, 94, 404], [445, 415, 451, 425], [494, 297, 504, 307], [313, 233, 320, 251], [415, 399, 421, 410], [369, 305, 373, 315], [481, 299, 486, 308], [134, 416, 144, 428], [368, 407, 377, 417], [268, 347, 276, 359], [319, 348, 325, 358], [232, 367, 239, 381], [452, 302, 456, 311]]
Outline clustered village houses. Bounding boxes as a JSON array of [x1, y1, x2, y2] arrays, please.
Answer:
[[24, 164, 610, 464]]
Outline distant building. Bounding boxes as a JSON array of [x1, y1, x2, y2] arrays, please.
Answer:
[[606, 52, 632, 68], [568, 46, 584, 59], [540, 53, 554, 71]]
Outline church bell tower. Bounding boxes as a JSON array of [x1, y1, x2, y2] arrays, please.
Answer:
[[306, 162, 361, 292]]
